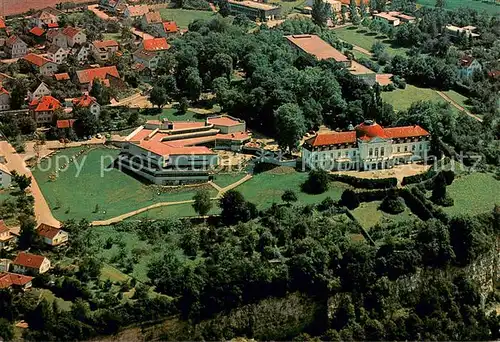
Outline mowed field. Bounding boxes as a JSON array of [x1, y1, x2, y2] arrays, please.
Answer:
[[334, 27, 409, 57], [32, 147, 217, 222], [382, 85, 448, 112], [416, 0, 500, 14], [158, 8, 215, 29], [443, 172, 500, 216], [351, 200, 418, 230]]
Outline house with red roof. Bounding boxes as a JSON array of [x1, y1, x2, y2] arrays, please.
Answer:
[[124, 4, 150, 18], [56, 119, 76, 131], [29, 95, 61, 126], [5, 35, 27, 58], [91, 39, 119, 62], [302, 120, 431, 171], [0, 272, 33, 291], [36, 223, 68, 246], [72, 94, 101, 117], [12, 252, 51, 275], [133, 37, 169, 71], [29, 26, 46, 38], [161, 21, 179, 36], [0, 86, 10, 111], [30, 7, 63, 28], [22, 53, 58, 76], [458, 55, 482, 79], [0, 220, 15, 250], [61, 26, 86, 47], [140, 11, 178, 37], [76, 66, 122, 92], [54, 72, 70, 81]]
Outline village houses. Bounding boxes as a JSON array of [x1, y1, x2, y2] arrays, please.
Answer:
[[23, 54, 58, 76], [36, 224, 69, 247], [5, 35, 28, 59], [12, 252, 51, 275], [91, 40, 119, 62], [47, 45, 69, 64], [0, 220, 15, 250], [0, 86, 10, 111], [30, 7, 63, 28], [72, 94, 101, 118], [30, 95, 62, 126], [124, 4, 150, 18], [458, 56, 482, 79], [0, 272, 33, 291], [61, 26, 87, 47], [76, 66, 121, 92], [76, 44, 92, 63], [28, 81, 51, 101], [133, 37, 170, 71], [47, 29, 68, 48]]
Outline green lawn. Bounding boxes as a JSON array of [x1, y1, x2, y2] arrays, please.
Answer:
[[351, 200, 417, 230], [442, 90, 474, 113], [141, 108, 206, 122], [103, 33, 121, 42], [416, 0, 500, 14], [32, 147, 217, 221], [269, 0, 306, 15], [130, 202, 221, 220], [100, 263, 130, 282], [443, 172, 500, 216], [234, 169, 351, 209], [382, 85, 448, 112], [158, 8, 215, 29], [212, 172, 247, 188], [37, 289, 73, 311], [334, 27, 409, 57]]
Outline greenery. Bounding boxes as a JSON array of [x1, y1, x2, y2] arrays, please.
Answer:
[[416, 0, 500, 14], [333, 27, 409, 57], [158, 8, 216, 29], [381, 85, 449, 112]]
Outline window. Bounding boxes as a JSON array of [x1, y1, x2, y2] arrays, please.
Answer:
[[397, 146, 401, 153], [375, 148, 379, 156], [369, 148, 373, 156], [404, 146, 408, 152], [412, 145, 416, 151], [381, 147, 384, 156]]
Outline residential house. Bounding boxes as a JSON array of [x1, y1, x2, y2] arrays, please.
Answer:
[[56, 119, 76, 133], [23, 53, 58, 76], [458, 56, 482, 78], [12, 252, 51, 275], [75, 44, 91, 63], [36, 224, 69, 246], [54, 73, 70, 81], [76, 66, 122, 92], [0, 272, 33, 291], [0, 259, 11, 272], [100, 0, 127, 13], [46, 29, 68, 48], [0, 220, 14, 249], [124, 4, 150, 18], [373, 11, 415, 26], [5, 35, 27, 59], [28, 81, 51, 101], [62, 26, 86, 47], [227, 0, 281, 22], [141, 11, 166, 36], [0, 86, 10, 111], [388, 11, 415, 23], [133, 37, 169, 70], [29, 26, 46, 39], [29, 95, 61, 126], [0, 164, 11, 188], [47, 45, 69, 64], [72, 94, 101, 117], [31, 7, 63, 28], [91, 40, 119, 62], [161, 21, 179, 37], [446, 25, 480, 38]]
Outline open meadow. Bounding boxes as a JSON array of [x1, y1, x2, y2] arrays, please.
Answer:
[[351, 200, 418, 230], [159, 8, 215, 28], [416, 0, 500, 14], [382, 85, 449, 112]]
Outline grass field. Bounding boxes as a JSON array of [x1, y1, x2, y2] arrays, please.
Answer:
[[159, 8, 215, 28], [269, 0, 306, 15], [442, 90, 474, 112], [382, 85, 448, 112], [416, 0, 500, 14], [131, 202, 222, 220], [212, 173, 247, 188], [443, 172, 500, 216], [37, 289, 73, 311], [141, 108, 206, 122], [334, 27, 409, 57], [100, 263, 130, 282], [235, 168, 351, 209], [32, 147, 217, 221], [351, 200, 417, 230], [103, 33, 121, 42]]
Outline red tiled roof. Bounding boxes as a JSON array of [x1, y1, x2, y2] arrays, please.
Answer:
[[143, 37, 169, 51], [138, 140, 216, 157], [61, 26, 81, 38], [0, 272, 33, 289], [305, 131, 356, 147], [0, 87, 9, 95], [6, 35, 25, 47], [163, 21, 178, 33], [30, 95, 61, 112], [126, 4, 149, 17], [47, 23, 59, 28], [23, 53, 52, 67], [56, 119, 75, 129], [13, 252, 46, 269], [0, 19, 6, 30], [76, 66, 120, 84], [355, 121, 387, 140], [93, 40, 119, 49], [54, 72, 70, 81], [0, 220, 8, 234], [29, 26, 45, 37], [72, 94, 96, 107], [143, 11, 162, 24], [36, 223, 62, 239], [488, 70, 500, 79], [383, 125, 430, 139], [208, 116, 242, 127], [286, 34, 349, 62]]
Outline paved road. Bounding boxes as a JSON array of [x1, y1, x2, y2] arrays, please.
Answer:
[[0, 141, 60, 228], [436, 91, 483, 123]]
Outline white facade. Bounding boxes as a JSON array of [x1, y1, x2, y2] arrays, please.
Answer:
[[0, 166, 11, 188], [47, 46, 69, 64], [12, 257, 50, 275], [28, 83, 51, 101]]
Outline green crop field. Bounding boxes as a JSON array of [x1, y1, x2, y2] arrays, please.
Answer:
[[32, 147, 217, 222], [443, 172, 500, 216], [334, 27, 409, 57], [234, 168, 351, 209], [159, 8, 215, 29], [351, 200, 418, 230], [382, 85, 448, 112], [416, 0, 500, 14]]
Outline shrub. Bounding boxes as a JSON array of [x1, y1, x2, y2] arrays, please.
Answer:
[[400, 188, 433, 220], [340, 189, 360, 210], [302, 169, 329, 194], [317, 196, 336, 211], [330, 174, 397, 189], [379, 192, 405, 214]]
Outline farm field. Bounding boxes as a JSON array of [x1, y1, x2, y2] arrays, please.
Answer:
[[32, 147, 217, 222], [141, 108, 206, 122], [158, 8, 215, 29], [351, 200, 417, 230], [443, 172, 500, 216], [235, 168, 351, 209], [416, 0, 500, 14], [382, 85, 448, 112], [334, 26, 409, 57]]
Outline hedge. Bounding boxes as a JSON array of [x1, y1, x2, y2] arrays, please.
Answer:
[[401, 157, 451, 186], [356, 189, 389, 202], [330, 174, 397, 189], [399, 188, 433, 221]]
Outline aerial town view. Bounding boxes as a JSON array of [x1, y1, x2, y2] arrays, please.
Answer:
[[0, 0, 499, 339]]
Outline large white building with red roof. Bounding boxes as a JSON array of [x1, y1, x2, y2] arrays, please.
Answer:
[[302, 120, 431, 171], [118, 115, 251, 184]]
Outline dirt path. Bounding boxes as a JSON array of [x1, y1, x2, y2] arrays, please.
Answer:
[[110, 92, 153, 108], [217, 174, 252, 196], [436, 91, 483, 123], [352, 45, 373, 57], [0, 141, 60, 228]]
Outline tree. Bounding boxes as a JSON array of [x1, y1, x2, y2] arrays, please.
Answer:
[[274, 103, 307, 152], [211, 53, 233, 80], [0, 318, 14, 341], [218, 0, 230, 16], [359, 0, 367, 18], [431, 171, 453, 206], [10, 80, 27, 110], [219, 190, 257, 225], [435, 0, 445, 8], [192, 189, 212, 217], [281, 189, 298, 205], [89, 79, 110, 105], [11, 171, 31, 191], [340, 189, 360, 209], [73, 106, 99, 138], [340, 5, 347, 24], [184, 68, 202, 101], [18, 116, 36, 135], [302, 169, 329, 194], [429, 134, 442, 160], [379, 189, 405, 214], [176, 97, 189, 114], [350, 0, 360, 25], [149, 86, 168, 109], [312, 0, 330, 27], [78, 257, 102, 280], [18, 214, 37, 250]]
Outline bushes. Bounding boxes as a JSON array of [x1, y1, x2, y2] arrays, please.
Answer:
[[379, 190, 405, 214], [302, 170, 329, 194], [329, 174, 397, 189], [402, 170, 437, 186], [399, 188, 433, 221], [340, 189, 360, 210]]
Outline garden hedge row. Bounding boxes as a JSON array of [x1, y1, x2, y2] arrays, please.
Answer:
[[330, 174, 397, 189]]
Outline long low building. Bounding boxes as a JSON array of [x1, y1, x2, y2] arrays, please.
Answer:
[[228, 0, 281, 22], [285, 34, 376, 85], [302, 120, 430, 171], [117, 115, 251, 185]]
